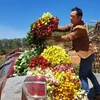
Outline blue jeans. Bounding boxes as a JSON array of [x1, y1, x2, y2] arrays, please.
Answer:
[[79, 53, 100, 95]]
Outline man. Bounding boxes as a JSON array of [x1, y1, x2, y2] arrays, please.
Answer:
[[46, 7, 100, 100]]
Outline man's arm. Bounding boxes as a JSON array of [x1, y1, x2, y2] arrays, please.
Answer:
[[46, 25, 87, 42], [55, 24, 71, 32], [45, 36, 67, 42], [61, 25, 87, 41]]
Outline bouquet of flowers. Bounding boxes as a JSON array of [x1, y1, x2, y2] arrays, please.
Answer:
[[26, 12, 59, 46]]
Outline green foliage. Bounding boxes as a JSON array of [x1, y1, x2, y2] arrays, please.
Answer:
[[0, 56, 5, 66], [26, 30, 46, 47], [52, 31, 69, 36], [0, 38, 28, 55], [88, 25, 94, 30]]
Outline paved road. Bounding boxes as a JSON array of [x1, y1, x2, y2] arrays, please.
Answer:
[[88, 74, 100, 100]]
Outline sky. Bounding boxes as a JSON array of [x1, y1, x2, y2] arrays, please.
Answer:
[[0, 0, 100, 39]]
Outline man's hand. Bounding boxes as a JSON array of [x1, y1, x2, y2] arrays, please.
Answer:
[[61, 35, 70, 42]]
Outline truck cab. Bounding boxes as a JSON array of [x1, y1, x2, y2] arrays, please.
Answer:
[[0, 48, 23, 99]]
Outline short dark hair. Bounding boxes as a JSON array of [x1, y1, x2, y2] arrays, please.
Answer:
[[71, 7, 83, 17]]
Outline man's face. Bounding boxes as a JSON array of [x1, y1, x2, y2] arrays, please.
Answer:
[[70, 11, 81, 25]]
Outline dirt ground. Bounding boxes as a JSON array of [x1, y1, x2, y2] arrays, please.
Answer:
[[68, 51, 80, 65]]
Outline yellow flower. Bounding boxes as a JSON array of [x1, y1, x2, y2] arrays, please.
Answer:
[[41, 46, 71, 67]]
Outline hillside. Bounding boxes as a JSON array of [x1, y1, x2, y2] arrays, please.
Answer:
[[0, 55, 5, 66]]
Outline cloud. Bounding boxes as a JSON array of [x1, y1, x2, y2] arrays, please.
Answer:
[[0, 25, 28, 39]]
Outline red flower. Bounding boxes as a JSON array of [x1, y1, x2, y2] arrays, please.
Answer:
[[31, 58, 35, 61], [32, 64, 35, 67], [30, 33, 33, 37], [38, 55, 43, 59], [40, 65, 46, 69]]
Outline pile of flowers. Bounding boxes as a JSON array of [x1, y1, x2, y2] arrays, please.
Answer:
[[26, 12, 59, 46], [14, 45, 87, 99]]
